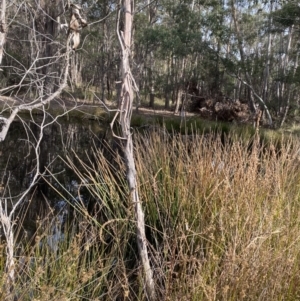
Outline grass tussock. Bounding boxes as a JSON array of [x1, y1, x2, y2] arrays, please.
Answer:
[[136, 131, 300, 300], [2, 130, 300, 300]]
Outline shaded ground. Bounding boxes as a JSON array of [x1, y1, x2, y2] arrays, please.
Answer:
[[0, 94, 261, 127], [0, 95, 193, 120], [0, 95, 107, 119]]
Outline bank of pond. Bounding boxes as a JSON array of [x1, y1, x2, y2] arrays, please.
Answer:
[[0, 116, 299, 300]]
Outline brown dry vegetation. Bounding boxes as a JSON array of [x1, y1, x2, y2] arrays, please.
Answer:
[[137, 131, 300, 300], [1, 129, 300, 300]]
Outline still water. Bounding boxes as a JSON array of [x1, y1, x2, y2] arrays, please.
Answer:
[[0, 116, 109, 247]]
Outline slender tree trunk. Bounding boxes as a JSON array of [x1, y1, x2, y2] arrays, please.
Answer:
[[113, 1, 156, 299], [231, 0, 257, 113], [174, 58, 185, 114], [36, 0, 63, 95], [280, 25, 294, 120], [262, 0, 273, 103], [0, 0, 6, 68], [281, 33, 297, 127], [70, 52, 82, 88], [149, 53, 155, 108], [164, 57, 171, 109], [148, 0, 156, 108]]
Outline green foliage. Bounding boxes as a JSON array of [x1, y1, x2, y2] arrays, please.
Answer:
[[4, 0, 300, 124], [273, 2, 300, 27]]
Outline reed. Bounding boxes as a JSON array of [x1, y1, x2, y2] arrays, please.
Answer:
[[2, 128, 300, 300]]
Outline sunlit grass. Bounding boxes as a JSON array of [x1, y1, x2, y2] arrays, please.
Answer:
[[136, 130, 300, 300], [2, 127, 300, 300]]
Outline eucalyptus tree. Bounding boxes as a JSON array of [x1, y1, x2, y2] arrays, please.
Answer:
[[230, 0, 259, 112], [0, 0, 6, 67], [77, 0, 120, 100], [271, 1, 300, 125], [111, 0, 157, 299], [136, 0, 206, 111], [0, 0, 84, 135], [261, 0, 275, 106], [1, 0, 70, 97], [227, 0, 273, 125]]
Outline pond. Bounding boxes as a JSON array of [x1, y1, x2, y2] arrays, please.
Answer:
[[0, 115, 112, 247]]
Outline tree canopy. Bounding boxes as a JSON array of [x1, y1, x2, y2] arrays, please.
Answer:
[[1, 0, 300, 126]]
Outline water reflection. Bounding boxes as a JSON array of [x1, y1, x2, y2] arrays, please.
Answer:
[[0, 116, 107, 245]]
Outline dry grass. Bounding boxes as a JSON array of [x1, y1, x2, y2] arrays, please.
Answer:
[[2, 129, 300, 300], [136, 131, 300, 300]]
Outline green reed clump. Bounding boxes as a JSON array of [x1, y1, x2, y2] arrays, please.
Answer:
[[0, 148, 139, 301], [2, 129, 300, 300]]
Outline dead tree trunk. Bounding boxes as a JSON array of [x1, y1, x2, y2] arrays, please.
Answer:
[[111, 1, 156, 300]]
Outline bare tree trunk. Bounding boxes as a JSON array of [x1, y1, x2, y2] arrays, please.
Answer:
[[281, 29, 297, 127], [148, 51, 155, 108], [0, 0, 6, 67], [70, 52, 83, 87], [112, 1, 156, 300], [165, 57, 171, 109], [231, 0, 257, 113], [279, 25, 294, 126], [262, 0, 273, 103], [34, 0, 64, 95], [147, 0, 156, 108], [174, 58, 185, 114]]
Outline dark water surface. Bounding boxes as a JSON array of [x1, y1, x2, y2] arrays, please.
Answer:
[[0, 116, 109, 243]]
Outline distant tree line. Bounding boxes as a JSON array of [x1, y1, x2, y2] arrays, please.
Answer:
[[1, 0, 300, 126]]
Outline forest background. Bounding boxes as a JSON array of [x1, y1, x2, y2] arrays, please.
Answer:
[[2, 0, 300, 127]]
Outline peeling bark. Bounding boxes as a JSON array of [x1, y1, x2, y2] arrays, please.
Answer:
[[111, 1, 156, 300]]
